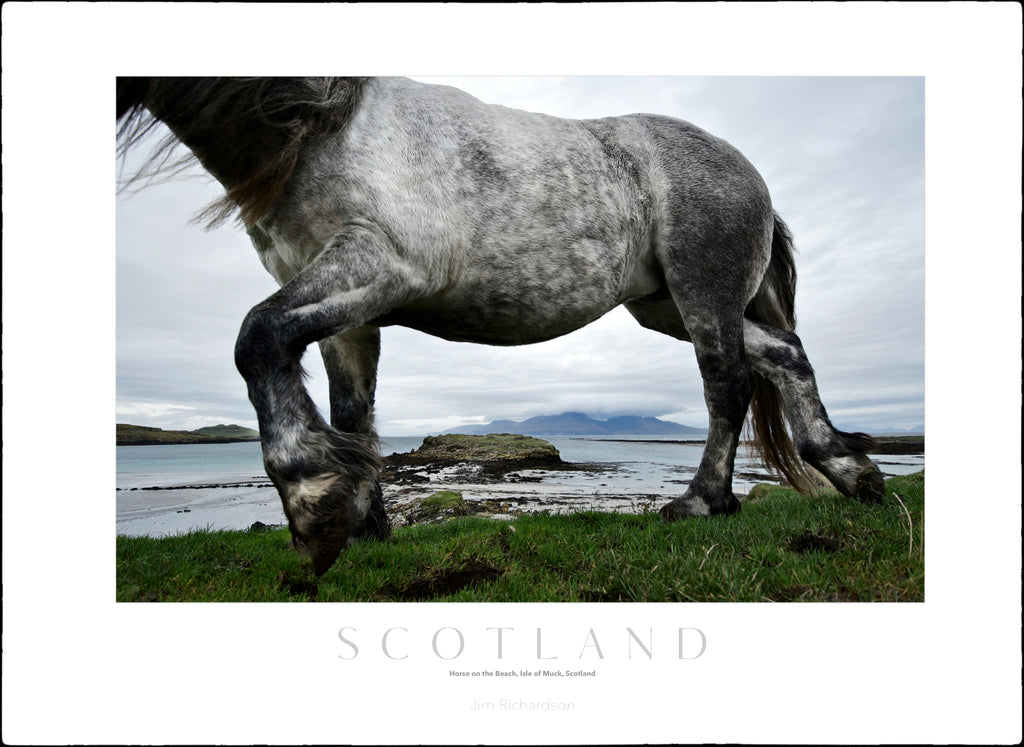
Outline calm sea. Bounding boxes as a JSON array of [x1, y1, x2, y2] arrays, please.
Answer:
[[116, 435, 925, 489]]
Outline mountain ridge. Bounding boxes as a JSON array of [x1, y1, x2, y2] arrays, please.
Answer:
[[442, 411, 707, 437]]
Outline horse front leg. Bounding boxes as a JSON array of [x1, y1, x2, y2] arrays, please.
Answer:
[[235, 225, 421, 575], [316, 327, 391, 545], [661, 317, 750, 519], [318, 327, 381, 435]]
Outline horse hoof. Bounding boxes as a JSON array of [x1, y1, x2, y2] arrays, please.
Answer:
[[661, 493, 740, 520], [310, 538, 346, 577], [855, 468, 885, 503]]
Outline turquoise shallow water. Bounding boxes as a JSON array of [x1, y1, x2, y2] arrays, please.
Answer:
[[116, 441, 269, 489]]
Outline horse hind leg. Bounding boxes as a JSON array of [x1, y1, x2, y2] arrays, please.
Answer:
[[626, 297, 744, 515], [658, 311, 750, 519], [743, 319, 885, 501]]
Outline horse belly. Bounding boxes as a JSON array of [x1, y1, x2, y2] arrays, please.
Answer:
[[367, 181, 660, 344], [375, 291, 616, 345], [376, 234, 660, 345]]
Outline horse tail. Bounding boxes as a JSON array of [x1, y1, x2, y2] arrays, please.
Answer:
[[745, 213, 820, 495]]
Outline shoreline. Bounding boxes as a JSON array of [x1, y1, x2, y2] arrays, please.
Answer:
[[591, 435, 924, 454], [117, 458, 925, 539], [116, 437, 260, 446], [117, 433, 924, 537]]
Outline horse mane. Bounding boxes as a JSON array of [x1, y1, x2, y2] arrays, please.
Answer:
[[116, 77, 367, 228]]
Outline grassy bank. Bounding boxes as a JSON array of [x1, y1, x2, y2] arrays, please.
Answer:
[[117, 472, 924, 602]]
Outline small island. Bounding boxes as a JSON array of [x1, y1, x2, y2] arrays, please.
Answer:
[[116, 423, 260, 446], [386, 433, 563, 467], [381, 433, 571, 486]]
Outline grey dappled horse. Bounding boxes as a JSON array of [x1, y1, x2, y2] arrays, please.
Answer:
[[117, 77, 885, 576]]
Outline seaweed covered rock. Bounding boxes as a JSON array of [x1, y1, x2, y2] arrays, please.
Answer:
[[388, 434, 563, 467], [403, 490, 469, 524], [381, 433, 574, 487]]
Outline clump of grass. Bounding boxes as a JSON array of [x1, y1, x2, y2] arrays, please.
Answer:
[[421, 490, 465, 510], [117, 471, 924, 603]]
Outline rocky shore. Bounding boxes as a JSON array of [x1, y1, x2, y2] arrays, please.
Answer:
[[869, 435, 925, 455], [118, 433, 925, 536], [377, 433, 925, 529], [379, 433, 628, 527]]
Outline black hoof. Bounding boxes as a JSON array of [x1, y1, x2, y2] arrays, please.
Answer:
[[854, 468, 885, 503], [661, 493, 741, 520]]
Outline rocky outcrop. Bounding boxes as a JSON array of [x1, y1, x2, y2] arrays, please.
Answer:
[[385, 434, 563, 467], [381, 433, 571, 486]]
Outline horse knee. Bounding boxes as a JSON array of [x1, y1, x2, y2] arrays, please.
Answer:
[[235, 303, 294, 380]]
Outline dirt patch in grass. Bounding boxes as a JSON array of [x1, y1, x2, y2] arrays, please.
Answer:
[[378, 555, 503, 601], [278, 569, 319, 599], [788, 531, 842, 554]]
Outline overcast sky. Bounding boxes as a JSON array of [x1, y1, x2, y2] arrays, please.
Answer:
[[115, 75, 925, 436]]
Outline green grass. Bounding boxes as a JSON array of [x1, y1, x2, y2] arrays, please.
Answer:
[[117, 471, 924, 602]]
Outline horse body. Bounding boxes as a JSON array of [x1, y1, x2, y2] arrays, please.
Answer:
[[255, 78, 666, 345], [117, 76, 885, 576]]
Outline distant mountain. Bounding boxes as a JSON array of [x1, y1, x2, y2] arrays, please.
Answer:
[[117, 423, 260, 445], [835, 424, 925, 435], [442, 412, 706, 437]]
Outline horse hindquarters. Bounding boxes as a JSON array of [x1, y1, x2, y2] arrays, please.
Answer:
[[636, 117, 776, 518], [635, 112, 884, 511]]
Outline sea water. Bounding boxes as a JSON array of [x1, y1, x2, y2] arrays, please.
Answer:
[[116, 441, 268, 489], [116, 435, 924, 537]]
